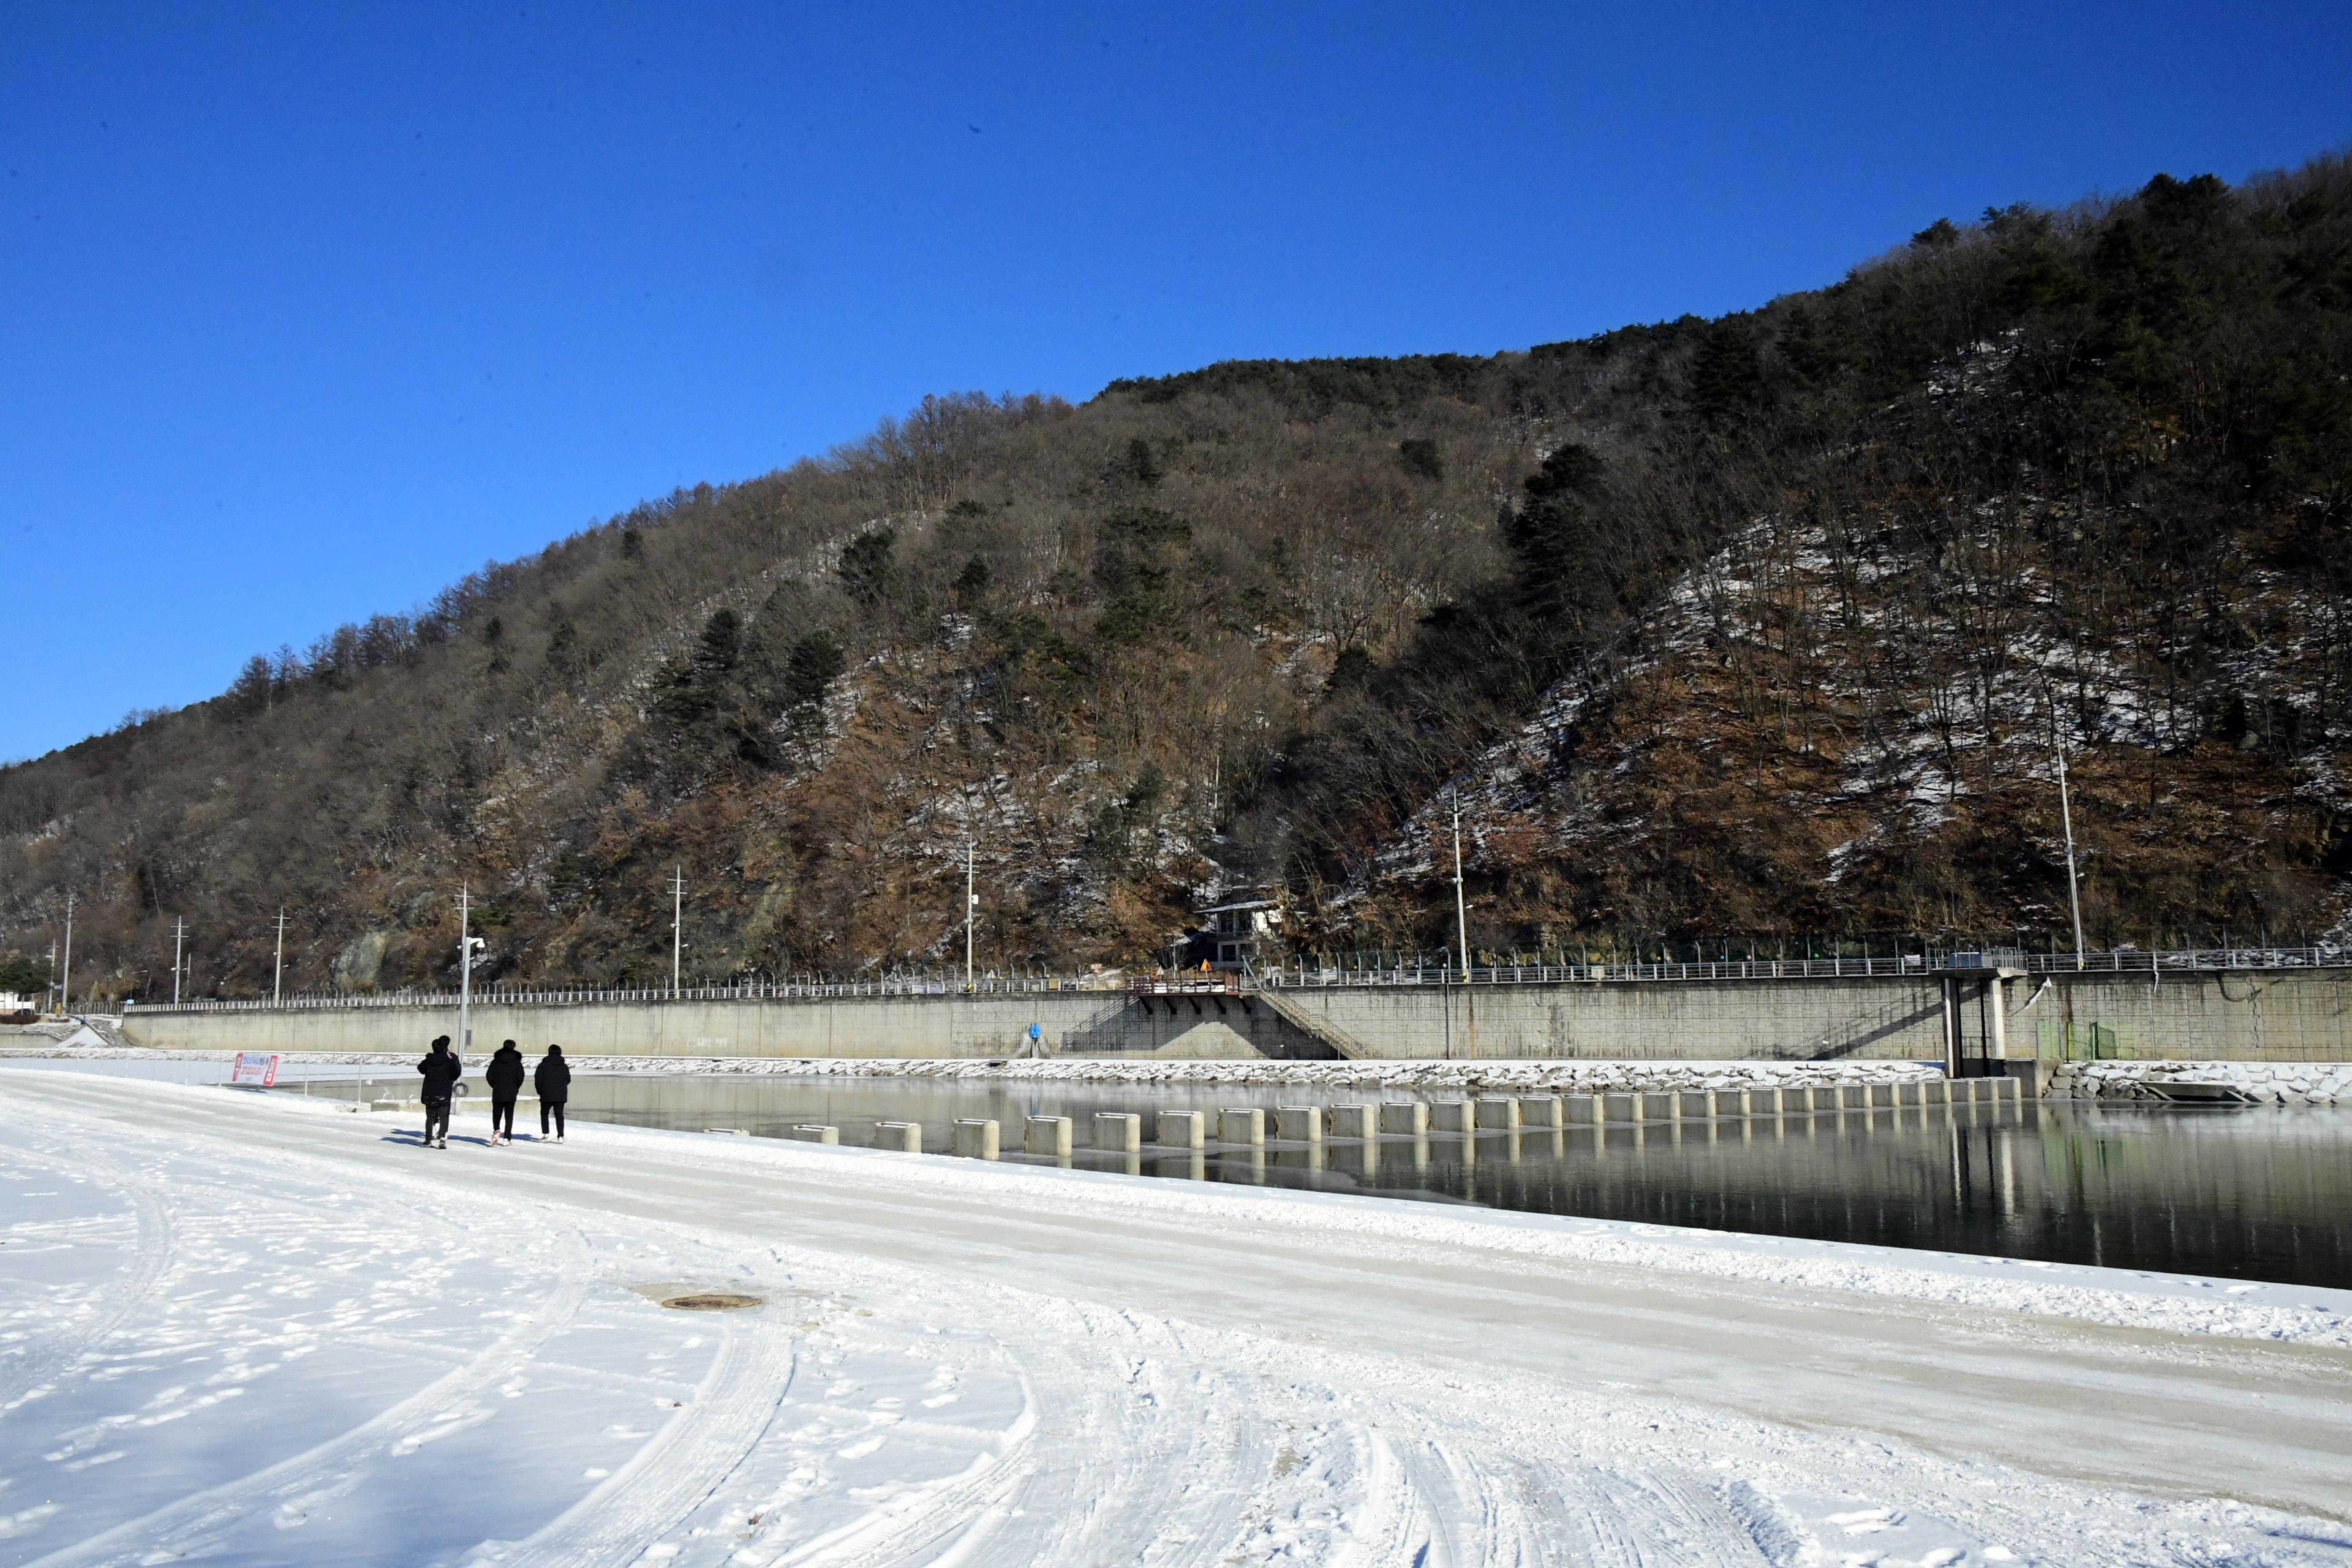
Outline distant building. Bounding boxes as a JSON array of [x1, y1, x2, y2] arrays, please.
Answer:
[[1199, 896, 1283, 971]]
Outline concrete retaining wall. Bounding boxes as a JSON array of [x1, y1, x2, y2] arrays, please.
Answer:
[[2017, 971, 2352, 1062], [117, 969, 2352, 1065]]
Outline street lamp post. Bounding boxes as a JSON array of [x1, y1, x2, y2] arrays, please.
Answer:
[[457, 884, 483, 1058]]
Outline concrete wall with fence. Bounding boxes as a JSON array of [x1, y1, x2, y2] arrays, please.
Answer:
[[117, 965, 2350, 1065]]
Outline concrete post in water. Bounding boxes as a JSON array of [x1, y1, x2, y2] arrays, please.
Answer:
[[1601, 1092, 1642, 1122], [1677, 1090, 1715, 1119], [1562, 1094, 1600, 1125], [1218, 1107, 1265, 1146], [1868, 1083, 1897, 1108], [1379, 1101, 1429, 1134], [1941, 974, 1961, 1079], [1329, 1103, 1378, 1139], [1024, 1116, 1073, 1157], [1517, 1094, 1563, 1128], [874, 1120, 923, 1152], [1431, 1100, 1475, 1133], [1157, 1109, 1206, 1149], [1895, 1083, 1923, 1108], [952, 1118, 1000, 1158], [1749, 1086, 1785, 1115], [1837, 1084, 1870, 1110], [1094, 1112, 1142, 1152], [1275, 1105, 1323, 1143], [789, 1124, 839, 1145], [1474, 1096, 1521, 1130], [1639, 1091, 1679, 1121]]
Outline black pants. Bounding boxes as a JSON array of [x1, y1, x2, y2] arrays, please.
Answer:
[[423, 1097, 451, 1142], [540, 1101, 566, 1137], [492, 1097, 516, 1138]]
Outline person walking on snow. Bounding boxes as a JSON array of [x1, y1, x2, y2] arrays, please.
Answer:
[[485, 1039, 525, 1145], [534, 1044, 571, 1142], [416, 1035, 461, 1149]]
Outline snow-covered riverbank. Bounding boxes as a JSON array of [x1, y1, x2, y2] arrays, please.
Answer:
[[0, 1044, 1944, 1094], [2054, 1058, 2351, 1105], [3, 1068, 2350, 1566]]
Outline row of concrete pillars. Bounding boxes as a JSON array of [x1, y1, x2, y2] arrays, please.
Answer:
[[772, 1078, 2023, 1157]]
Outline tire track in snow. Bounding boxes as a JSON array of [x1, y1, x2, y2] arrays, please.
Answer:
[[1559, 1466, 1773, 1567], [990, 1302, 1283, 1568], [752, 1295, 1216, 1568], [0, 1139, 174, 1416], [19, 1228, 596, 1568], [496, 1307, 798, 1566]]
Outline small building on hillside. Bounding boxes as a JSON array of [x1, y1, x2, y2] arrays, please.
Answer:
[[1199, 896, 1283, 972]]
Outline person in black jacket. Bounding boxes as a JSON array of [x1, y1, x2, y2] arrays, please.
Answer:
[[416, 1036, 461, 1149], [534, 1044, 571, 1142], [485, 1039, 526, 1146]]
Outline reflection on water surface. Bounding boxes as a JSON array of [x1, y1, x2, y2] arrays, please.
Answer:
[[427, 1072, 2352, 1288]]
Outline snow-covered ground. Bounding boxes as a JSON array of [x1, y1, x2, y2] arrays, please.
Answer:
[[3, 1069, 2351, 1567]]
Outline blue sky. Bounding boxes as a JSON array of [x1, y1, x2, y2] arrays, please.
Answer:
[[3, 1, 2345, 761]]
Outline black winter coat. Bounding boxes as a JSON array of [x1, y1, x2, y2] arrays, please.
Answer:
[[485, 1046, 526, 1097], [533, 1055, 572, 1103], [416, 1051, 463, 1103]]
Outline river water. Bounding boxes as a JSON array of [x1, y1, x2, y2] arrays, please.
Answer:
[[508, 1072, 2352, 1290]]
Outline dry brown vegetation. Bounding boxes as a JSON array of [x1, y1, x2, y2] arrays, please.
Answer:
[[6, 156, 2350, 1002]]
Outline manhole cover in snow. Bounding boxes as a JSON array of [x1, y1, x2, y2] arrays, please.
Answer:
[[661, 1292, 764, 1312]]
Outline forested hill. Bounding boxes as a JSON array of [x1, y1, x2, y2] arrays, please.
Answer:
[[7, 155, 2352, 1004]]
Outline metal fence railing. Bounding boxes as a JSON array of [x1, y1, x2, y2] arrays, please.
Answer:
[[125, 974, 1132, 1015], [1252, 946, 2351, 988]]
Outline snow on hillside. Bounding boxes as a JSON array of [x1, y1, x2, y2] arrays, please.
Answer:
[[1373, 498, 2352, 930]]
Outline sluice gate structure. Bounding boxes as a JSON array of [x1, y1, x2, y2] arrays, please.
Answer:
[[117, 949, 2352, 1081]]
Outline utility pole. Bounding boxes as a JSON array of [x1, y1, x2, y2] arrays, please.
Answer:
[[172, 919, 185, 1006], [1451, 789, 1471, 984], [46, 939, 57, 1016], [965, 838, 977, 991], [2053, 724, 2086, 971], [60, 893, 74, 1016], [272, 908, 287, 1005], [457, 883, 476, 1057], [670, 866, 686, 996]]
